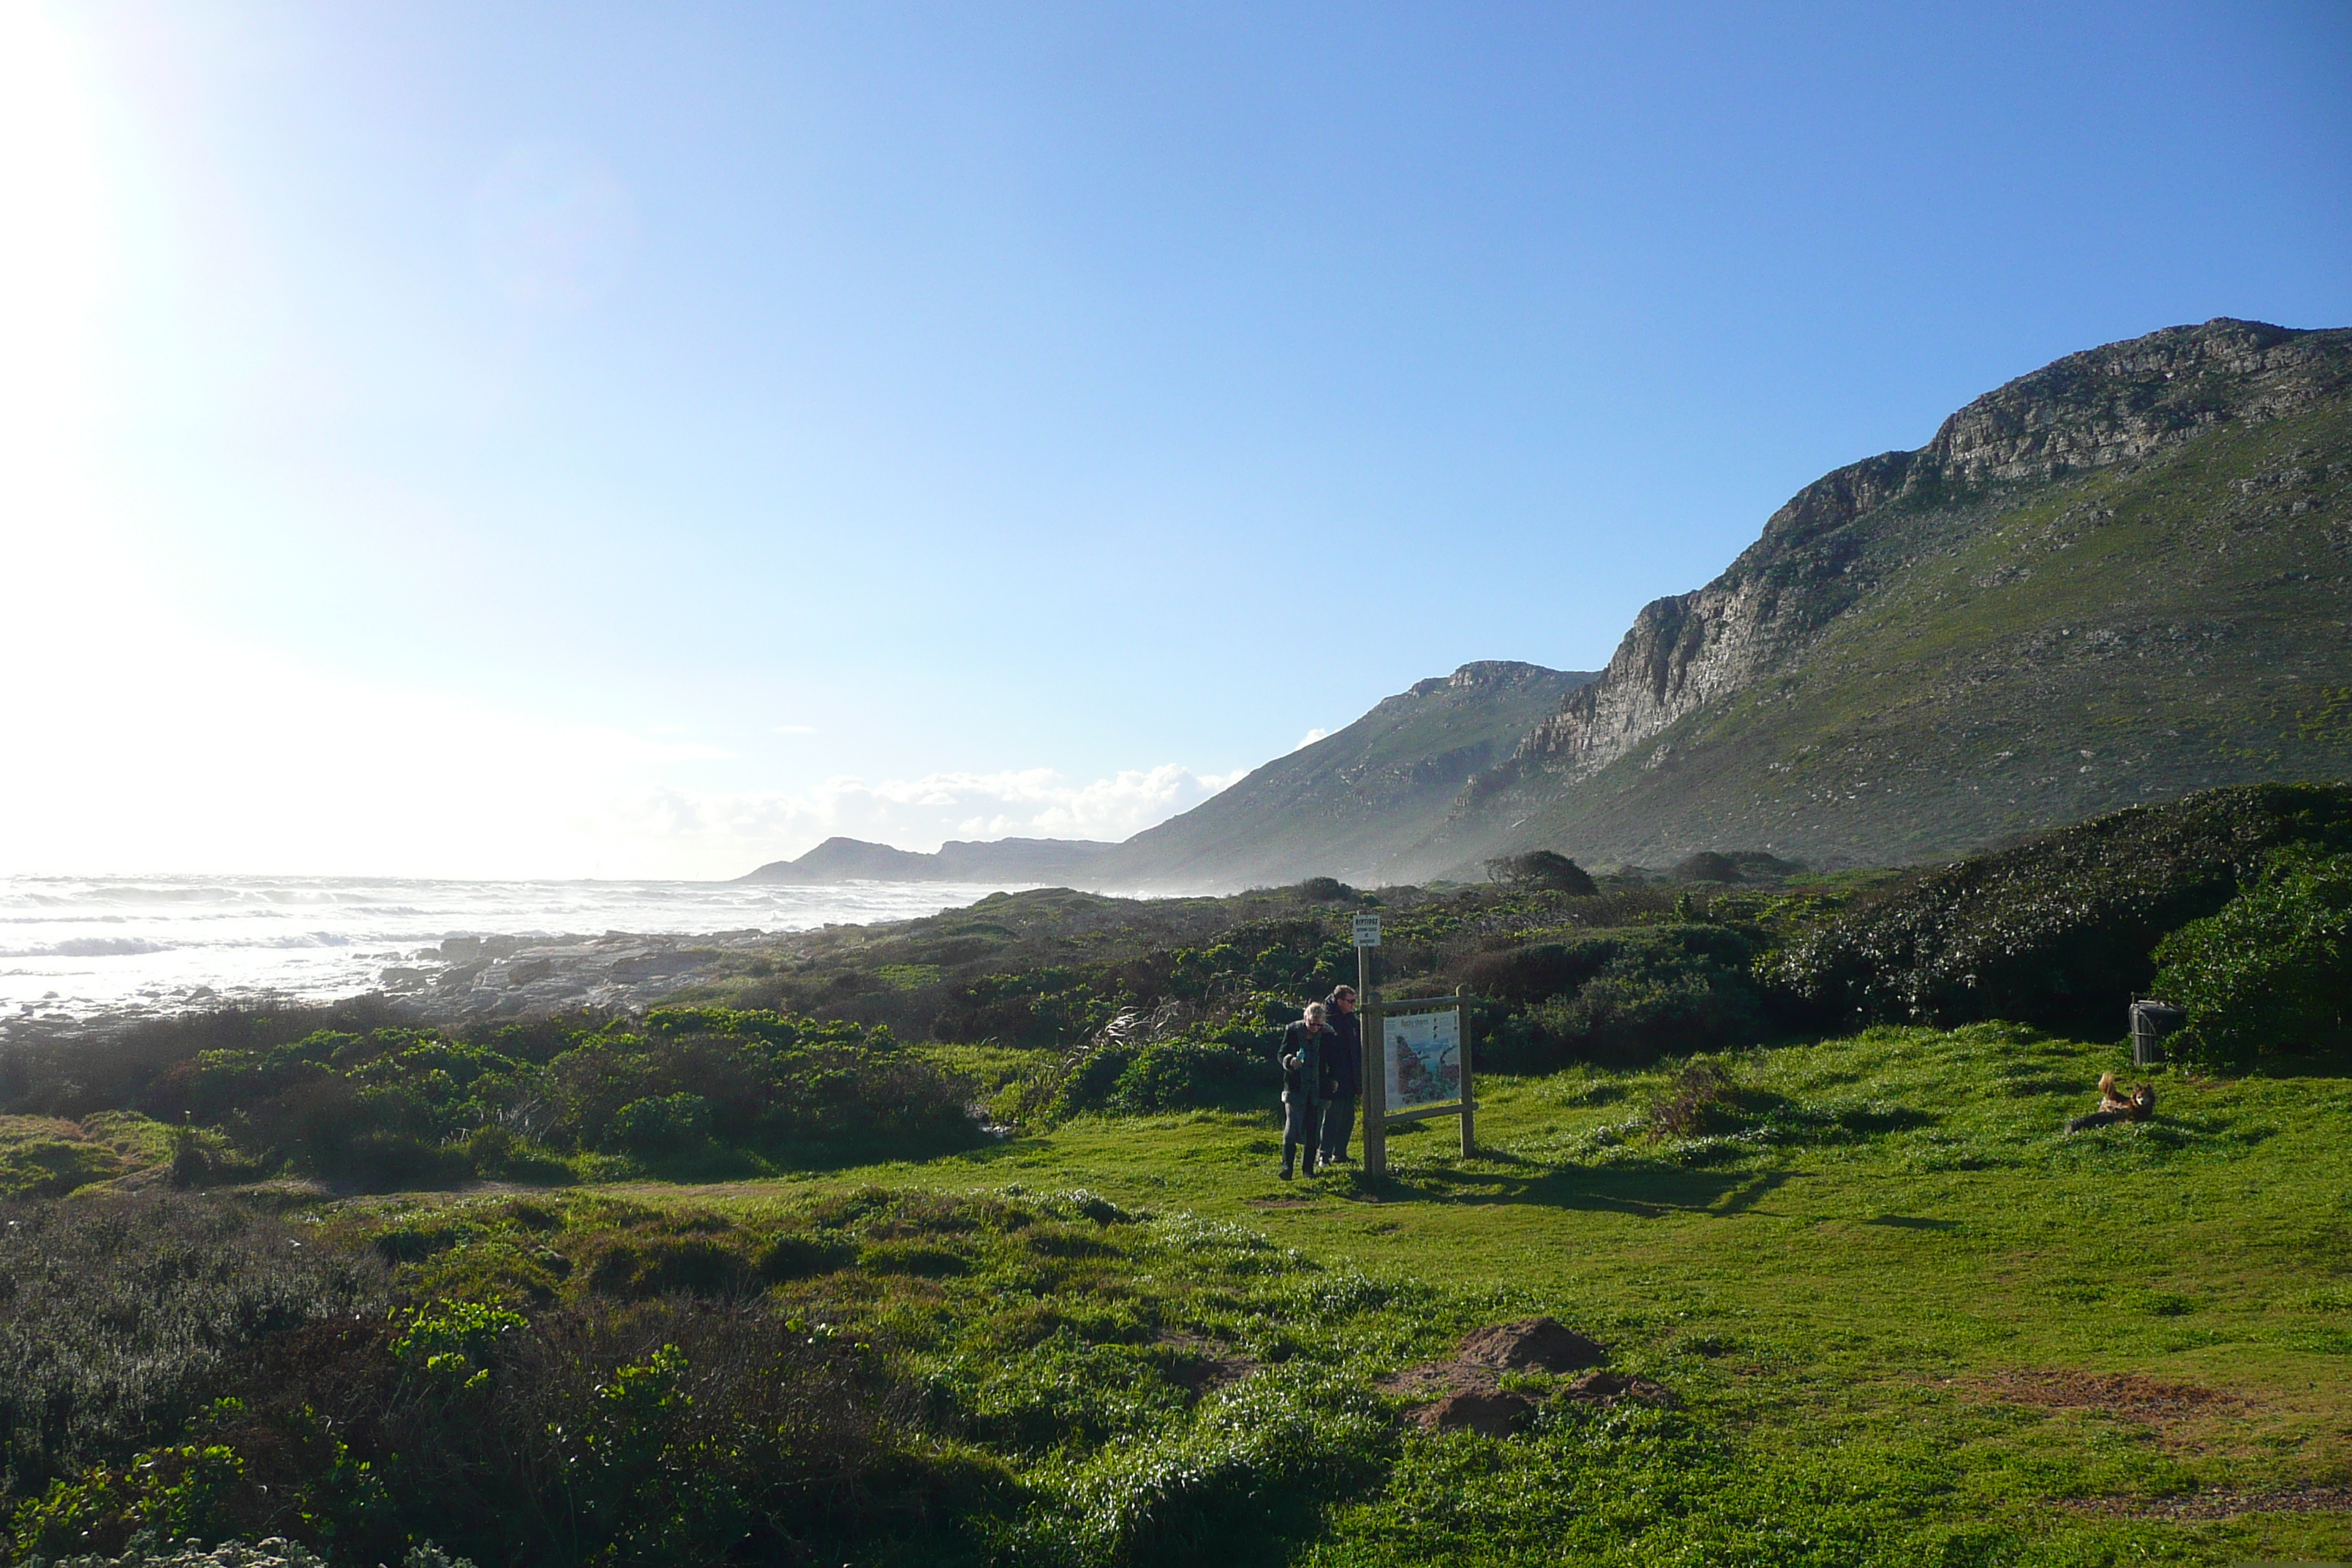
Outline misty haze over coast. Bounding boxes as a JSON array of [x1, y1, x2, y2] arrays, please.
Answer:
[[0, 875, 1021, 1026]]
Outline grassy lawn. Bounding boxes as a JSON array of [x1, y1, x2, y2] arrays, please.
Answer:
[[582, 1023, 2352, 1565], [17, 1022, 2347, 1565]]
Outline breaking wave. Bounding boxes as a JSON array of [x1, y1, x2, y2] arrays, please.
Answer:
[[1, 874, 1019, 1024]]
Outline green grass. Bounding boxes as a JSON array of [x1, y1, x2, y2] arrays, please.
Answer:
[[0, 1110, 170, 1196], [25, 1026, 2348, 1564], [538, 1024, 2352, 1565]]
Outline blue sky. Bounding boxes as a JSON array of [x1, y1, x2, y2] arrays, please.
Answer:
[[4, 1, 2347, 877]]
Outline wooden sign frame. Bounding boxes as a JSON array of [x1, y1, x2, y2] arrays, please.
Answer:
[[1359, 975, 1474, 1177]]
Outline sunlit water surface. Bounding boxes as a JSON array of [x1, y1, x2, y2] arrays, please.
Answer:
[[0, 875, 1021, 1022]]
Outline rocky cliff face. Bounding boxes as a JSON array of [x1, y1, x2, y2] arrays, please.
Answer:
[[1504, 320, 2352, 791]]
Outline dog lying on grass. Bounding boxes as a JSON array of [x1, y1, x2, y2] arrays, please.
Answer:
[[2067, 1071, 2156, 1132]]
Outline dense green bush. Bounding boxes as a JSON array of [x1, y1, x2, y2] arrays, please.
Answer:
[[933, 968, 1114, 1048], [1105, 1040, 1278, 1116], [1460, 939, 1617, 1006], [551, 1009, 979, 1168], [2152, 845, 2352, 1070], [1026, 1027, 1281, 1123], [9, 1298, 929, 1568], [1765, 783, 2352, 1036], [1482, 851, 1598, 895], [1, 1008, 981, 1191], [1466, 925, 1764, 1070], [605, 1093, 714, 1153]]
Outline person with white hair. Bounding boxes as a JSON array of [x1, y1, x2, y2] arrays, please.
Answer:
[[1278, 1000, 1332, 1180]]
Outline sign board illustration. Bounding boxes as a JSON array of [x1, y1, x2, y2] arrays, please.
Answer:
[[1359, 981, 1475, 1176], [1383, 1002, 1462, 1111]]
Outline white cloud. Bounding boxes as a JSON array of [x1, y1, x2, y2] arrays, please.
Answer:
[[1294, 728, 1330, 750], [0, 568, 1248, 879], [773, 724, 817, 735]]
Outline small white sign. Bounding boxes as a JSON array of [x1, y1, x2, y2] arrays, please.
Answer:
[[1352, 913, 1382, 947]]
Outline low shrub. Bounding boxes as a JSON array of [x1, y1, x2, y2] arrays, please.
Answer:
[[1646, 1059, 1746, 1139], [1460, 941, 1616, 1007], [27, 1541, 472, 1568], [0, 1196, 388, 1498], [2152, 845, 2352, 1070]]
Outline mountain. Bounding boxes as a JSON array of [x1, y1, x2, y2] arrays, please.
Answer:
[[742, 319, 2351, 893], [1089, 660, 1596, 888], [1398, 318, 2352, 875], [736, 661, 1591, 890], [739, 836, 1117, 885]]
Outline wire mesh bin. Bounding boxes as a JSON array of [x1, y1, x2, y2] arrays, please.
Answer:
[[2130, 998, 2185, 1067]]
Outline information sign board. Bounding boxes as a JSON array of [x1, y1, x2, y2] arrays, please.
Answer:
[[1352, 913, 1382, 947], [1382, 1000, 1463, 1112]]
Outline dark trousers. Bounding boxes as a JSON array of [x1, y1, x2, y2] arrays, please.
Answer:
[[1319, 1092, 1357, 1161], [1281, 1092, 1320, 1172]]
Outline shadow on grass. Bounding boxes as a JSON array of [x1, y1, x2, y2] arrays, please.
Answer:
[[1711, 1169, 1798, 1216], [1352, 1161, 1760, 1218]]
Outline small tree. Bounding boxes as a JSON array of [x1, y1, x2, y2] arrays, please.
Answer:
[[1482, 850, 1598, 896], [2152, 845, 2352, 1070]]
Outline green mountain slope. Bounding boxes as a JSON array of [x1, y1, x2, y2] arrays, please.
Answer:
[[1400, 318, 2352, 874], [1096, 660, 1594, 889]]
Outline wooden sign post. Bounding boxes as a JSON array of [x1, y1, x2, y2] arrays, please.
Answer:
[[1354, 913, 1385, 1178], [1352, 914, 1477, 1178]]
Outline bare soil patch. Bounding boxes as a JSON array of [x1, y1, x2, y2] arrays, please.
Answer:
[[1967, 1370, 2243, 1421], [2063, 1486, 2352, 1520], [1155, 1332, 1258, 1396]]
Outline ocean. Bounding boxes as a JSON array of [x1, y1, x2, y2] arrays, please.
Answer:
[[0, 874, 1016, 1024]]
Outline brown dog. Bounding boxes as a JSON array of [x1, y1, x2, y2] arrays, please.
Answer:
[[2068, 1075, 2155, 1133]]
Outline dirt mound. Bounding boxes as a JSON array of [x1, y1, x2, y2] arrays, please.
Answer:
[[1455, 1316, 1608, 1373], [1383, 1321, 1672, 1434], [1411, 1387, 1533, 1437], [1970, 1370, 2239, 1419]]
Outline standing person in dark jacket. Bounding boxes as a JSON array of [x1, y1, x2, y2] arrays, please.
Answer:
[[1319, 985, 1362, 1164], [1278, 1002, 1332, 1180]]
